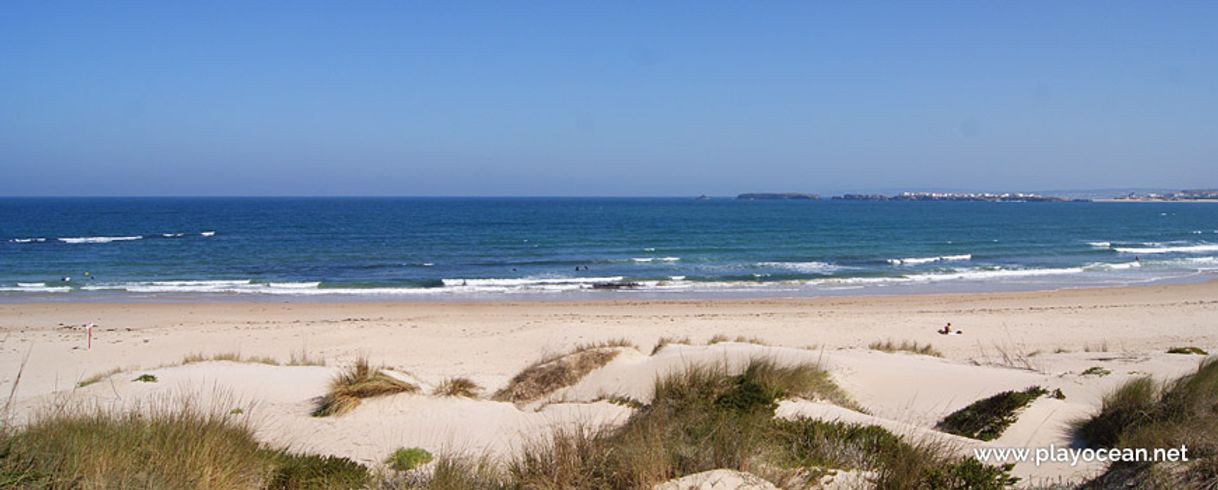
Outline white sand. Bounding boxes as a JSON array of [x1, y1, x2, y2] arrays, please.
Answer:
[[1, 280, 1216, 484]]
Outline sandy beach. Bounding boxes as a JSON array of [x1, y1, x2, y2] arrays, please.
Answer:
[[2, 281, 1216, 485]]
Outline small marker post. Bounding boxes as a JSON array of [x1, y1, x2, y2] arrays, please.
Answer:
[[85, 323, 94, 351]]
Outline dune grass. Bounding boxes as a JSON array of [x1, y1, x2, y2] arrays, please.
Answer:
[[183, 352, 281, 366], [1077, 358, 1218, 488], [0, 393, 371, 489], [288, 346, 327, 366], [490, 357, 1013, 489], [435, 377, 481, 398], [706, 334, 768, 346], [869, 339, 944, 357], [1167, 346, 1208, 355], [492, 342, 633, 404], [936, 386, 1047, 441], [312, 357, 419, 417], [76, 367, 123, 388], [650, 336, 692, 355]]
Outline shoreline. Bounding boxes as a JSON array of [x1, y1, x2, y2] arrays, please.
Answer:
[[2, 270, 1215, 305]]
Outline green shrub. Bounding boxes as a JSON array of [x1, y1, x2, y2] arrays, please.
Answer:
[[386, 447, 434, 472], [263, 451, 369, 489], [936, 386, 1047, 441], [133, 374, 158, 382], [1081, 366, 1111, 377], [1167, 346, 1208, 355]]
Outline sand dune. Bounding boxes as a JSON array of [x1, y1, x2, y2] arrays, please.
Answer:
[[2, 281, 1216, 485]]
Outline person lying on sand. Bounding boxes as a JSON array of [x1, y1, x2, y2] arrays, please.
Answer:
[[939, 323, 952, 335]]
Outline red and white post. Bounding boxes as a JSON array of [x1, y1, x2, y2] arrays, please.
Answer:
[[85, 323, 94, 351]]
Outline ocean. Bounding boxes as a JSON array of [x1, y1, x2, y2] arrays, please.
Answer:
[[2, 197, 1216, 301]]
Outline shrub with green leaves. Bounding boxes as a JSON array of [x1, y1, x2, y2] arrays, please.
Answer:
[[936, 386, 1047, 441], [1167, 346, 1208, 355], [386, 447, 434, 472], [1081, 366, 1111, 377], [263, 451, 370, 489], [133, 374, 158, 383]]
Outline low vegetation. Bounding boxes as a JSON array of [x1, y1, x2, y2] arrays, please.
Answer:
[[183, 352, 281, 365], [434, 377, 481, 398], [313, 357, 419, 417], [1081, 366, 1111, 377], [133, 373, 158, 383], [1166, 346, 1208, 355], [0, 394, 372, 489], [936, 386, 1047, 441], [408, 357, 1014, 489], [707, 334, 768, 346], [650, 335, 692, 355], [263, 451, 370, 489], [869, 339, 943, 357], [385, 447, 434, 472], [76, 367, 122, 388], [492, 341, 633, 403], [288, 346, 327, 366], [1077, 358, 1218, 488]]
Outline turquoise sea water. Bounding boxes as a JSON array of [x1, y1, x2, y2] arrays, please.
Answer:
[[2, 198, 1216, 301]]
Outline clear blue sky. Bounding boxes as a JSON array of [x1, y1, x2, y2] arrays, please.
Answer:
[[2, 2, 1215, 196]]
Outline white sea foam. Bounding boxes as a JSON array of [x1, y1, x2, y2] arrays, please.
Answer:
[[9, 238, 46, 243], [201, 231, 216, 237], [757, 261, 840, 273], [631, 257, 680, 263], [1112, 244, 1218, 254], [907, 266, 1086, 282], [886, 254, 972, 265], [441, 276, 625, 288], [81, 280, 332, 294], [59, 236, 143, 244], [1087, 242, 1111, 248], [267, 282, 322, 289], [669, 276, 686, 281], [1, 283, 70, 293], [643, 247, 656, 252], [161, 233, 185, 238], [1085, 261, 1142, 271]]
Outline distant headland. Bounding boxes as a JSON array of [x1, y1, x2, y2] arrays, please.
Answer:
[[736, 193, 820, 200], [736, 192, 1086, 202], [1105, 189, 1218, 202]]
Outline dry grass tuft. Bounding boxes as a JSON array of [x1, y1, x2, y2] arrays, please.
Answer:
[[435, 377, 482, 398], [492, 344, 630, 403], [869, 339, 943, 357], [651, 336, 692, 355], [76, 367, 123, 388], [183, 352, 281, 366], [0, 394, 273, 488], [706, 334, 768, 346], [288, 346, 326, 366], [312, 357, 419, 417]]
